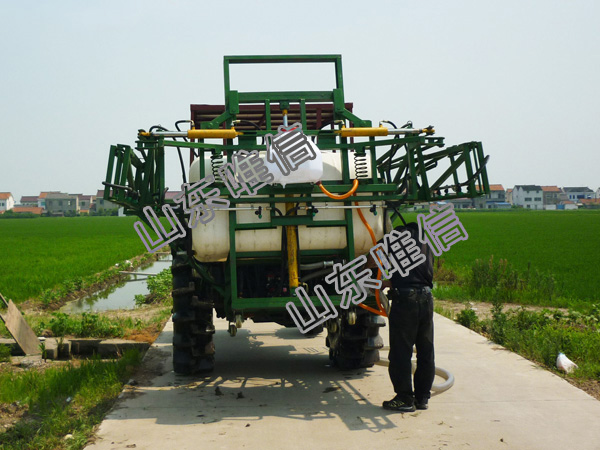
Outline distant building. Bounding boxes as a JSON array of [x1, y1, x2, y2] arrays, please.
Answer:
[[579, 198, 600, 209], [448, 198, 473, 209], [12, 206, 44, 215], [541, 186, 561, 208], [562, 187, 594, 202], [45, 192, 79, 216], [512, 185, 544, 210], [450, 184, 507, 209], [558, 200, 578, 210], [0, 192, 15, 213], [38, 191, 60, 211], [20, 195, 39, 207], [77, 194, 96, 214], [95, 190, 119, 213], [481, 184, 507, 209], [506, 188, 513, 205]]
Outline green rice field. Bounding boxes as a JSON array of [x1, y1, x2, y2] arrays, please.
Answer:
[[1, 210, 598, 306], [0, 217, 146, 302], [400, 209, 600, 304]]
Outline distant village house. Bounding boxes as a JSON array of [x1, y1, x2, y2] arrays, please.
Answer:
[[45, 193, 80, 216], [95, 190, 120, 213], [0, 192, 15, 213], [511, 185, 544, 210]]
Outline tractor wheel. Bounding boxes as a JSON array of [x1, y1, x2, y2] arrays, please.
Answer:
[[326, 308, 386, 370], [171, 252, 215, 374]]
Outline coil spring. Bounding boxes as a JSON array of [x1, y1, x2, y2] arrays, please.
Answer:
[[354, 151, 369, 179], [211, 152, 225, 182]]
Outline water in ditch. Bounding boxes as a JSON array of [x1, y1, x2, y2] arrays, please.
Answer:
[[60, 258, 172, 313]]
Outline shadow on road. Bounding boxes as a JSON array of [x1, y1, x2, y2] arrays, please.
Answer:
[[120, 326, 397, 433]]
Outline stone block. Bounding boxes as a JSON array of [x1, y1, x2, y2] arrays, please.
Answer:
[[97, 339, 150, 357], [42, 338, 59, 360], [70, 339, 102, 355]]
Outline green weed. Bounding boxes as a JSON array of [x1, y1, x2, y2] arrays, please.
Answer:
[[0, 345, 11, 363], [0, 350, 141, 449], [37, 312, 141, 339], [463, 256, 558, 305], [457, 303, 600, 380], [135, 268, 173, 306], [456, 307, 480, 330]]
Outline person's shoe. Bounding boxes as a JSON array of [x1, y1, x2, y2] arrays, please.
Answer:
[[415, 399, 429, 410], [382, 396, 416, 413]]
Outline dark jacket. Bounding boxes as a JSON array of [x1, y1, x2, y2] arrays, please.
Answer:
[[390, 222, 434, 289]]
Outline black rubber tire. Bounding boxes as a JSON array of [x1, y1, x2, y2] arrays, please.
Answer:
[[326, 308, 386, 370], [304, 324, 324, 337], [171, 252, 215, 375]]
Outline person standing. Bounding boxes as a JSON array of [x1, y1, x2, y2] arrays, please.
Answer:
[[382, 222, 435, 412]]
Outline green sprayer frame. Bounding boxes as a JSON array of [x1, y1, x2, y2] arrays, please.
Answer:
[[104, 54, 489, 320]]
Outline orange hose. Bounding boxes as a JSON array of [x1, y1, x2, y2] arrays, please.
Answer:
[[317, 178, 387, 317], [317, 179, 359, 199], [355, 203, 388, 317]]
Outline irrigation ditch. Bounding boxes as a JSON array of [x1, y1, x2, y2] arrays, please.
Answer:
[[1, 251, 174, 358]]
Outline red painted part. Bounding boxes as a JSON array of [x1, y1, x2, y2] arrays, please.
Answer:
[[188, 103, 353, 164], [190, 103, 354, 131]]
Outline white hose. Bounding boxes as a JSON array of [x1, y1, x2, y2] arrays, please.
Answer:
[[376, 357, 455, 396], [432, 366, 455, 395], [412, 360, 454, 395]]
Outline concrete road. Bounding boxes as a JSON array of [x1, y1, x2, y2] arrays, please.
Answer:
[[86, 314, 600, 450]]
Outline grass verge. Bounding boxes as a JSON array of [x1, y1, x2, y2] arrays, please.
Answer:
[[446, 299, 600, 397], [0, 350, 142, 449]]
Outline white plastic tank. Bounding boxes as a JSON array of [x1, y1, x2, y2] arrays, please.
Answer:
[[189, 150, 387, 262]]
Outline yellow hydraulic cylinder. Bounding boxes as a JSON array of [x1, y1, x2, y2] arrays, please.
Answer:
[[187, 128, 241, 139], [335, 125, 435, 137], [285, 197, 299, 290], [336, 126, 388, 137], [139, 128, 242, 139]]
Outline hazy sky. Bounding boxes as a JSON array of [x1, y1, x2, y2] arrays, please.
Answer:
[[1, 0, 599, 202]]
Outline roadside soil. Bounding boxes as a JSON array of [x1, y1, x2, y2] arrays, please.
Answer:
[[105, 304, 171, 343], [435, 299, 569, 320], [435, 299, 600, 401], [0, 401, 28, 434]]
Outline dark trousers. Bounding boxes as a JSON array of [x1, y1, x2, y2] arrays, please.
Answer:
[[388, 288, 435, 404]]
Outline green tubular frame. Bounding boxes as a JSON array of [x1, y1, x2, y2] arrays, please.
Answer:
[[103, 54, 490, 318]]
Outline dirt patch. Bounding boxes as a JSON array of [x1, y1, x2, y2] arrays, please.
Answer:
[[113, 304, 170, 343], [103, 304, 168, 322], [567, 378, 600, 401], [0, 402, 28, 434], [130, 348, 170, 387], [115, 347, 170, 404], [436, 299, 568, 321], [123, 328, 163, 343]]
